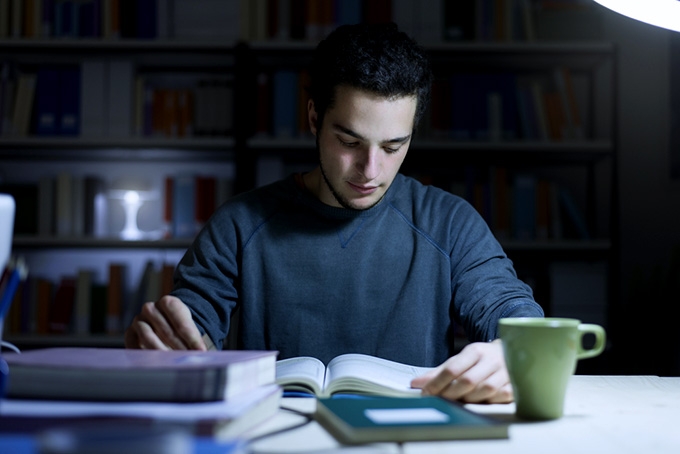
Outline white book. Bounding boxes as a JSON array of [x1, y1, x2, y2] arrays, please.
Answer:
[[276, 353, 432, 398], [107, 60, 134, 137], [0, 383, 282, 441], [80, 60, 108, 137]]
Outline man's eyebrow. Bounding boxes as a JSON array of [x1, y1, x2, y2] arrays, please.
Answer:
[[332, 123, 411, 144]]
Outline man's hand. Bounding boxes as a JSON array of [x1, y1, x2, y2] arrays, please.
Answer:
[[124, 295, 207, 351], [410, 339, 512, 404]]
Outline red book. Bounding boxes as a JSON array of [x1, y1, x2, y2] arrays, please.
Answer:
[[195, 175, 216, 231], [48, 277, 76, 334]]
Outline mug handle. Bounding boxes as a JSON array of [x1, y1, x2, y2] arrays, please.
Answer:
[[577, 324, 606, 359]]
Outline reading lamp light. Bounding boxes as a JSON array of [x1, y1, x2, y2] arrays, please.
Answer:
[[592, 0, 680, 33]]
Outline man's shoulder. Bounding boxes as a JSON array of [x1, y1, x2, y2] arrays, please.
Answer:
[[211, 175, 299, 222], [392, 174, 472, 213]]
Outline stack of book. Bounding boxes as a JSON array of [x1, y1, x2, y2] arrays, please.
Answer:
[[0, 348, 281, 442]]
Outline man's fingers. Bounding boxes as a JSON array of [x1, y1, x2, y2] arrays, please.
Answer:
[[412, 341, 512, 404], [133, 318, 171, 351], [155, 296, 207, 351], [453, 370, 513, 404], [139, 300, 189, 350], [123, 296, 207, 351]]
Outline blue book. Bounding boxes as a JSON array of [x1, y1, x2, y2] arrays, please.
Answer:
[[496, 73, 519, 140], [558, 186, 591, 240], [172, 174, 196, 239], [42, 0, 55, 37], [77, 0, 95, 37], [512, 173, 537, 240], [58, 66, 81, 136], [272, 70, 298, 139], [516, 85, 538, 140], [136, 0, 157, 39], [450, 74, 472, 140], [34, 67, 60, 136], [62, 0, 74, 37], [335, 0, 362, 26], [92, 0, 101, 37]]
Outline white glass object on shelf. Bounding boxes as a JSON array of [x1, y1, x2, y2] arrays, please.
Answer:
[[593, 0, 680, 33], [108, 187, 163, 241]]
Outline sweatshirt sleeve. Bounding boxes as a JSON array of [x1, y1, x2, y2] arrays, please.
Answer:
[[449, 201, 544, 342], [171, 208, 240, 350]]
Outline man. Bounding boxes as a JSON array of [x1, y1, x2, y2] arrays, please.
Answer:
[[125, 23, 543, 404]]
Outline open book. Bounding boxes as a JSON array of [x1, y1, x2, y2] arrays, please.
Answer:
[[276, 353, 434, 397]]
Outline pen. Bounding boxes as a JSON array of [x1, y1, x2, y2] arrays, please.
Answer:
[[0, 256, 27, 322]]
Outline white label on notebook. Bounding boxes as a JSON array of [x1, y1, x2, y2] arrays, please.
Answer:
[[364, 408, 450, 424]]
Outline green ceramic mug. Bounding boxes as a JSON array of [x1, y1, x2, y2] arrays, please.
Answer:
[[498, 317, 606, 420]]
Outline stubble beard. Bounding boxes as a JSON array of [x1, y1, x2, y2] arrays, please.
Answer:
[[317, 140, 384, 211]]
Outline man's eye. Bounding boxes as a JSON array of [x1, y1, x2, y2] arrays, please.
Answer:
[[385, 147, 400, 154], [338, 137, 359, 148]]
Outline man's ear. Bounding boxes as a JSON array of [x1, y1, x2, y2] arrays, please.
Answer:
[[308, 99, 318, 136]]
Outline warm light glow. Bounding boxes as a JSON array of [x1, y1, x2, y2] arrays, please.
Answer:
[[593, 0, 680, 33]]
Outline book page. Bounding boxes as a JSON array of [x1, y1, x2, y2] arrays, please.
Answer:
[[275, 356, 326, 395], [324, 354, 433, 397]]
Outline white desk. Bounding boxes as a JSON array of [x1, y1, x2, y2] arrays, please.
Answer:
[[246, 375, 680, 453]]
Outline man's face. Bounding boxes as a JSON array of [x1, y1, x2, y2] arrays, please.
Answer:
[[309, 85, 417, 210]]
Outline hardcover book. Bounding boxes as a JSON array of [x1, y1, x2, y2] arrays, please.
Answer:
[[315, 395, 509, 444], [5, 348, 278, 403], [0, 383, 282, 442]]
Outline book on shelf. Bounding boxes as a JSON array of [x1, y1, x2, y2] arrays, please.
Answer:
[[275, 353, 432, 398], [80, 60, 107, 138], [33, 67, 60, 136], [0, 183, 38, 235], [89, 283, 108, 334], [315, 395, 509, 444], [59, 65, 81, 136], [106, 263, 125, 335], [48, 275, 77, 334], [11, 72, 36, 137], [4, 348, 279, 403], [0, 383, 282, 442], [73, 269, 92, 335]]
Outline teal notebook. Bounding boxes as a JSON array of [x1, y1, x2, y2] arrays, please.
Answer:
[[315, 396, 509, 444]]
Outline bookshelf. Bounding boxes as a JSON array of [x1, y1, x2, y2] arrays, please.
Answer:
[[1, 0, 617, 355]]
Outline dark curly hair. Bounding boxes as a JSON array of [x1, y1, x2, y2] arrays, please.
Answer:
[[308, 22, 432, 132]]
